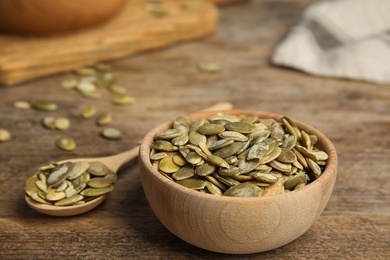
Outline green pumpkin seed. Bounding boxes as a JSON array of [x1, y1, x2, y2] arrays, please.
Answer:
[[277, 148, 297, 163], [284, 174, 308, 190], [67, 161, 90, 180], [46, 162, 72, 187], [108, 84, 126, 94], [55, 137, 76, 151], [54, 194, 84, 206], [155, 128, 184, 140], [13, 101, 31, 110], [60, 78, 79, 89], [176, 178, 207, 190], [218, 131, 248, 142], [224, 183, 260, 197], [101, 127, 122, 140], [75, 67, 96, 76], [205, 181, 223, 195], [172, 154, 187, 166], [42, 116, 56, 129], [197, 62, 221, 73], [88, 177, 115, 188], [54, 117, 70, 130], [45, 190, 66, 201], [88, 162, 111, 176], [80, 185, 114, 197], [197, 124, 225, 135], [112, 95, 135, 106], [30, 192, 51, 204], [224, 121, 256, 134], [159, 156, 180, 173], [208, 138, 234, 151], [195, 163, 216, 176], [152, 140, 178, 152], [0, 128, 11, 142], [253, 172, 278, 183], [96, 112, 112, 126], [25, 175, 40, 196], [81, 105, 96, 119], [32, 101, 57, 111], [172, 165, 195, 180]]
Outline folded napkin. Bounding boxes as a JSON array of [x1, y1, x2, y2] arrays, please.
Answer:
[[272, 0, 390, 84]]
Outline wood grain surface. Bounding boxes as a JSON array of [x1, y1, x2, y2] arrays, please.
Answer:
[[0, 0, 389, 259]]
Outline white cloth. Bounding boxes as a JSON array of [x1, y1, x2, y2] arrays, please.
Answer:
[[272, 0, 390, 84]]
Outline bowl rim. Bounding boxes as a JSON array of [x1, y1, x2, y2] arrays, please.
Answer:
[[139, 109, 338, 203]]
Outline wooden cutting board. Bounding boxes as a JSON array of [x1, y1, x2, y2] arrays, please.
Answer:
[[0, 0, 220, 86]]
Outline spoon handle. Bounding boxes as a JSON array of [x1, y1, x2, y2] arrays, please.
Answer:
[[100, 146, 140, 172]]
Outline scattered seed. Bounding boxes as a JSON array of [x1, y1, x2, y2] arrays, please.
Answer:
[[13, 101, 31, 110], [55, 137, 76, 151], [0, 128, 11, 142]]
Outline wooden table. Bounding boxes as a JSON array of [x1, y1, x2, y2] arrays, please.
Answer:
[[1, 0, 389, 258]]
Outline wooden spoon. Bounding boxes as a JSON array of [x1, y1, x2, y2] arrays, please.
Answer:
[[25, 101, 233, 217]]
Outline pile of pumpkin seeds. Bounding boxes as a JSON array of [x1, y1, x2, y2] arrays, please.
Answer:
[[150, 113, 329, 198], [25, 161, 116, 206]]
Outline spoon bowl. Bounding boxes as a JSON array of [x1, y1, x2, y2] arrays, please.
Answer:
[[25, 146, 139, 217], [138, 109, 338, 254]]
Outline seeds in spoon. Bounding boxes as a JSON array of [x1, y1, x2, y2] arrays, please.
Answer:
[[25, 160, 117, 206], [150, 112, 329, 197]]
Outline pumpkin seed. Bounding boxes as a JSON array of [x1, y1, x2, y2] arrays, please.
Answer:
[[277, 148, 297, 163], [284, 174, 308, 190], [32, 101, 57, 111], [67, 161, 90, 180], [195, 163, 216, 176], [253, 172, 278, 183], [152, 140, 178, 152], [224, 121, 256, 134], [80, 185, 114, 197], [197, 124, 225, 135], [46, 162, 72, 187], [81, 105, 96, 119], [96, 112, 112, 126], [54, 194, 84, 206], [54, 117, 70, 130], [176, 178, 207, 190], [112, 95, 135, 106], [205, 181, 223, 195], [42, 116, 56, 129], [108, 84, 126, 94], [224, 183, 260, 197], [101, 127, 122, 140], [197, 62, 221, 73], [159, 156, 180, 173], [0, 128, 11, 142], [75, 67, 96, 76], [218, 131, 248, 142], [60, 78, 79, 89], [172, 165, 195, 180], [88, 177, 115, 188], [55, 136, 76, 151], [88, 162, 111, 176], [13, 101, 31, 110], [46, 190, 66, 201]]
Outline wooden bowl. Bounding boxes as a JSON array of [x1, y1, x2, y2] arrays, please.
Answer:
[[0, 0, 126, 36], [138, 110, 338, 254]]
